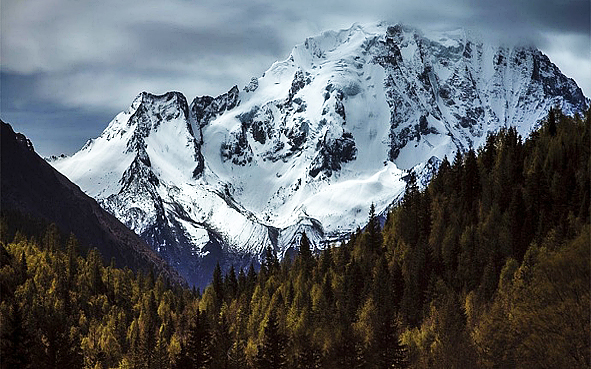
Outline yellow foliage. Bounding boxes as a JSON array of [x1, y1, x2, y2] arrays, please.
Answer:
[[474, 226, 590, 368], [353, 297, 377, 346]]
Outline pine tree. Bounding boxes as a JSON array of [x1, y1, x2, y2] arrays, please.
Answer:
[[177, 311, 211, 369], [237, 267, 247, 295], [548, 107, 557, 136], [65, 233, 78, 286], [319, 244, 332, 276], [462, 148, 480, 218], [1, 300, 32, 369], [255, 310, 287, 369], [298, 232, 313, 275], [42, 223, 60, 251], [139, 291, 160, 368], [246, 262, 257, 297], [330, 326, 364, 369], [376, 316, 408, 368], [401, 172, 420, 246], [210, 313, 233, 369], [293, 334, 321, 369], [212, 262, 224, 306], [227, 340, 248, 369], [367, 203, 383, 252], [87, 248, 105, 295], [18, 250, 27, 284], [261, 246, 279, 279], [372, 257, 391, 315], [224, 265, 238, 300]]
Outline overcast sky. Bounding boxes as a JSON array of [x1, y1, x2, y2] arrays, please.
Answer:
[[1, 0, 589, 156]]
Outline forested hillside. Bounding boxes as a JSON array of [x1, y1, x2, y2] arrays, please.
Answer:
[[0, 121, 181, 284], [1, 109, 589, 368]]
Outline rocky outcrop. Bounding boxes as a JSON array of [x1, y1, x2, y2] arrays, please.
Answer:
[[190, 85, 240, 128]]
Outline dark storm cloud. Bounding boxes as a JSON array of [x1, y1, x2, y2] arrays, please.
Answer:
[[465, 0, 589, 34], [0, 72, 115, 156], [127, 22, 285, 63], [1, 0, 589, 156]]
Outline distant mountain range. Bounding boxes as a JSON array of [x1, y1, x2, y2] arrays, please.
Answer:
[[51, 23, 588, 288], [1, 121, 183, 284]]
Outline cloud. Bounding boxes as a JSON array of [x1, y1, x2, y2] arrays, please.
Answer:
[[2, 0, 589, 155], [2, 0, 286, 100]]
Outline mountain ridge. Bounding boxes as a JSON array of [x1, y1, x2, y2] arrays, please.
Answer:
[[0, 121, 185, 285], [52, 22, 589, 287]]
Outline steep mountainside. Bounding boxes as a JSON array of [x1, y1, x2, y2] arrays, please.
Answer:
[[1, 121, 183, 284], [52, 23, 588, 287]]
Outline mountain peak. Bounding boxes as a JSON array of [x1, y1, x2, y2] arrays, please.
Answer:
[[1, 121, 184, 285], [53, 23, 589, 288], [190, 85, 240, 129]]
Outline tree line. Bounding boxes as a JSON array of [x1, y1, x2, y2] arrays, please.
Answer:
[[1, 108, 589, 368]]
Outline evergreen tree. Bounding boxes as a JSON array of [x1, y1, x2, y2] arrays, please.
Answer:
[[42, 223, 60, 251], [177, 310, 211, 369], [462, 148, 480, 217], [548, 107, 557, 136], [246, 262, 257, 297], [227, 340, 248, 369], [255, 310, 287, 369], [224, 265, 238, 300], [18, 250, 27, 284], [87, 248, 105, 295], [212, 262, 224, 306], [376, 316, 408, 368], [237, 267, 247, 295], [261, 246, 279, 279], [0, 300, 32, 369], [298, 232, 313, 276], [401, 172, 421, 246], [329, 326, 364, 369], [139, 291, 160, 368], [367, 203, 383, 252], [293, 333, 321, 369], [210, 313, 233, 369], [65, 233, 78, 286]]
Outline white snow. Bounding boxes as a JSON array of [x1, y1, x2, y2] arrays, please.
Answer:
[[51, 21, 589, 278]]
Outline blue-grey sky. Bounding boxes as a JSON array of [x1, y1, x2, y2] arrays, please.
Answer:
[[2, 0, 589, 157]]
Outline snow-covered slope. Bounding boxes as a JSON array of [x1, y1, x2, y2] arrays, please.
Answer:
[[53, 23, 588, 288]]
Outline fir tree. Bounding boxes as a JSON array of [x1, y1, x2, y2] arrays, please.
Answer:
[[237, 267, 247, 295], [548, 107, 557, 136], [224, 265, 238, 300], [261, 246, 279, 278], [367, 203, 383, 252], [377, 316, 408, 368], [18, 250, 27, 284], [255, 310, 287, 369], [293, 333, 321, 369], [298, 232, 313, 275], [0, 300, 32, 369], [42, 223, 60, 252], [177, 311, 211, 369], [212, 262, 224, 306]]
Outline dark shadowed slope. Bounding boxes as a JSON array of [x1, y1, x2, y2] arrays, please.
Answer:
[[0, 120, 184, 284]]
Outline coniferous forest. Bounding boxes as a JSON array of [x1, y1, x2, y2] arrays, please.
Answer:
[[1, 109, 589, 368]]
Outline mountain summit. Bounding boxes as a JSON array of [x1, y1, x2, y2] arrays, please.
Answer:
[[52, 23, 588, 287]]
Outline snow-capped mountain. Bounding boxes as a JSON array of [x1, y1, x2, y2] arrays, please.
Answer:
[[52, 23, 588, 287]]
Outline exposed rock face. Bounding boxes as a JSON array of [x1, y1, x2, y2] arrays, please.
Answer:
[[309, 129, 357, 178], [190, 86, 240, 128], [53, 23, 588, 288], [372, 24, 587, 166]]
